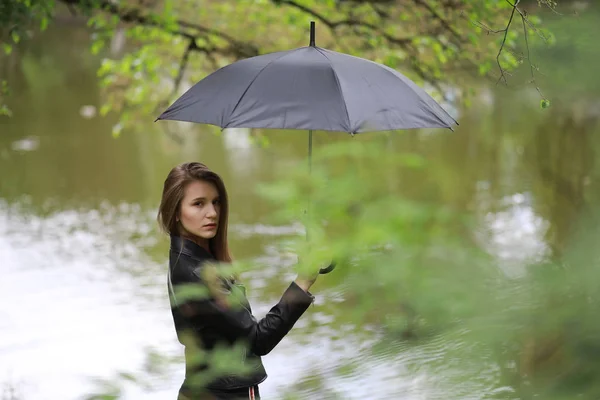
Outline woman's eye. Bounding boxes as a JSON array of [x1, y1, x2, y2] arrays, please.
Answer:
[[194, 202, 204, 206]]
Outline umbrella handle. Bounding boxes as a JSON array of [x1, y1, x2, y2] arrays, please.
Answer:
[[319, 261, 336, 274]]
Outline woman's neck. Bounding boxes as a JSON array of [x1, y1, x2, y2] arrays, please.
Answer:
[[182, 233, 211, 255], [195, 238, 211, 254]]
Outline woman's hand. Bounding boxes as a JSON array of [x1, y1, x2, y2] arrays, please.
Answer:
[[294, 259, 332, 292], [294, 273, 318, 293]]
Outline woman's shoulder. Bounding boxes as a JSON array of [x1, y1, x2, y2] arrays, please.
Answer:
[[170, 253, 209, 284], [169, 236, 215, 282], [169, 236, 214, 262]]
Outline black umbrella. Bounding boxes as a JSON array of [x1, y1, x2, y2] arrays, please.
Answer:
[[157, 22, 458, 273]]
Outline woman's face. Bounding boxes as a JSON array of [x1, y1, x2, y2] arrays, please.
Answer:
[[178, 180, 221, 242]]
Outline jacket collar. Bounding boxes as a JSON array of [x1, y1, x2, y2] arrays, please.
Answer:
[[169, 235, 214, 262]]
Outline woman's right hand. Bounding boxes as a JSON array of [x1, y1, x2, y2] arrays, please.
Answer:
[[294, 259, 334, 292], [294, 273, 318, 293]]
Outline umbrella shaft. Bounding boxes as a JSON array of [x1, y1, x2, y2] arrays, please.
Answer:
[[308, 130, 312, 173], [307, 130, 312, 240]]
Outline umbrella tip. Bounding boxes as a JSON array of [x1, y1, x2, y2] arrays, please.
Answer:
[[309, 21, 315, 47]]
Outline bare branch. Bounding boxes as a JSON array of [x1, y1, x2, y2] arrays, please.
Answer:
[[522, 12, 544, 99], [369, 3, 390, 19], [537, 0, 563, 15], [172, 39, 198, 98], [495, 1, 518, 86], [463, 14, 507, 35], [520, 13, 550, 42]]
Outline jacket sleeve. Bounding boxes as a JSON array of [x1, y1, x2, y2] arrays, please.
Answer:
[[171, 256, 314, 356]]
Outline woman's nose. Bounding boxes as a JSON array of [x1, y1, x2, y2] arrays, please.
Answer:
[[207, 204, 217, 216]]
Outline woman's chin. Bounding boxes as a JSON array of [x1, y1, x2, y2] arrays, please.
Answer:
[[183, 230, 217, 241], [198, 231, 217, 240]]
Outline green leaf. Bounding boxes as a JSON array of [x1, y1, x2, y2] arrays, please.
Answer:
[[3, 44, 12, 55], [467, 32, 479, 45], [11, 30, 20, 44], [383, 54, 400, 68], [100, 104, 111, 116], [172, 283, 211, 303], [91, 40, 105, 55], [112, 123, 123, 138], [540, 99, 551, 109], [117, 372, 137, 383], [1, 80, 10, 95], [478, 61, 492, 76], [0, 105, 13, 117], [40, 17, 49, 31]]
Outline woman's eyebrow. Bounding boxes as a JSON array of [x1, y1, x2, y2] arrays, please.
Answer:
[[191, 196, 219, 201]]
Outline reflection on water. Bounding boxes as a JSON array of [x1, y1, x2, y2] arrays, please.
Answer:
[[477, 191, 550, 278], [2, 6, 600, 400], [0, 200, 173, 399]]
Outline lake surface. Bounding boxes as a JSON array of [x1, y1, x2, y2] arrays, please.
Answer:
[[1, 5, 599, 399]]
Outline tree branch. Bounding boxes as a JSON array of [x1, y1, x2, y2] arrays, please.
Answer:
[[537, 0, 562, 16], [272, 0, 413, 46], [57, 0, 259, 59], [462, 0, 550, 100], [172, 39, 200, 98], [412, 0, 463, 43], [495, 1, 518, 86], [522, 11, 544, 99]]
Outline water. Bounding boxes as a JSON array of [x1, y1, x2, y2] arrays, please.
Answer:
[[1, 5, 600, 399]]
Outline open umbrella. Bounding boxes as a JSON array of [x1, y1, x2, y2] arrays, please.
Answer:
[[156, 21, 458, 273]]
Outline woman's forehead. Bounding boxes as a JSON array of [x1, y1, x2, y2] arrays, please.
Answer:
[[184, 180, 219, 198]]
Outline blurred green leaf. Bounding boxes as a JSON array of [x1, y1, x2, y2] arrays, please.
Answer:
[[541, 99, 551, 109], [11, 30, 20, 44], [40, 16, 49, 31]]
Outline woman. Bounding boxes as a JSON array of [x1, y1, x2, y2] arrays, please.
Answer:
[[158, 162, 320, 400]]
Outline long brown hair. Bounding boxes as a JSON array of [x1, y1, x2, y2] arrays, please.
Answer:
[[157, 162, 232, 263]]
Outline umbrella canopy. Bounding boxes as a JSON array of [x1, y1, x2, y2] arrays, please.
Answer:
[[156, 29, 457, 133]]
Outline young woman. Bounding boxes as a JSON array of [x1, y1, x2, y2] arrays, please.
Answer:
[[158, 162, 320, 400]]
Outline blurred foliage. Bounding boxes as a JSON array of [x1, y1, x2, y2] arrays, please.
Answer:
[[253, 137, 600, 399], [0, 80, 11, 116], [0, 0, 53, 116], [0, 0, 559, 128], [261, 139, 499, 334]]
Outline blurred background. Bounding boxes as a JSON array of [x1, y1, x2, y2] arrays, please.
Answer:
[[1, 1, 599, 399]]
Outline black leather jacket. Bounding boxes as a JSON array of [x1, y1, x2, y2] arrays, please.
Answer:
[[168, 235, 314, 392]]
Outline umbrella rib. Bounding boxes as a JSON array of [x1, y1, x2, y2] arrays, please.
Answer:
[[224, 51, 296, 127], [314, 47, 352, 133]]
